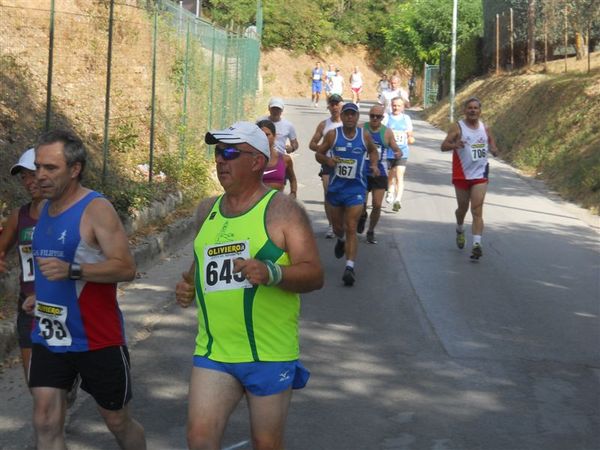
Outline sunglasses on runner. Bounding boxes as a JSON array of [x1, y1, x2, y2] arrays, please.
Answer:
[[369, 114, 384, 120], [214, 146, 254, 160]]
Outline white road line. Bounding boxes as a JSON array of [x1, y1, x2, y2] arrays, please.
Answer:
[[222, 440, 250, 450]]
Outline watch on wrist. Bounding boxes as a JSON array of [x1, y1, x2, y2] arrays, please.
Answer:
[[69, 263, 83, 280]]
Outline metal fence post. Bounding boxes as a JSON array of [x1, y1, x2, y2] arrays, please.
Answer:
[[102, 0, 115, 185], [208, 26, 216, 130], [235, 27, 241, 121], [45, 0, 55, 131], [220, 28, 230, 127], [149, 7, 158, 184], [179, 19, 191, 161]]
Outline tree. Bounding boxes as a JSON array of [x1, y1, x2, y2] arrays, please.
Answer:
[[381, 0, 483, 71], [527, 0, 537, 66], [568, 0, 600, 60]]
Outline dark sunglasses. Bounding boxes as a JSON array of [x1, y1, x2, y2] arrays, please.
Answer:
[[214, 146, 253, 160], [369, 114, 384, 120]]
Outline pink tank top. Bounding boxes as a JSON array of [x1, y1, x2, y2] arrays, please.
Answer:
[[262, 155, 286, 186]]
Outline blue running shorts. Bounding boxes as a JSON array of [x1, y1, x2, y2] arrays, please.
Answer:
[[193, 356, 310, 396], [326, 190, 366, 207]]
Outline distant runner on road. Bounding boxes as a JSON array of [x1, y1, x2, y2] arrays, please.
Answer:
[[330, 68, 345, 98], [441, 96, 499, 259], [315, 103, 379, 286], [259, 97, 299, 154], [379, 75, 410, 114], [311, 61, 324, 107], [309, 93, 344, 238], [349, 66, 363, 107], [358, 105, 403, 244], [257, 119, 298, 198], [383, 97, 414, 212], [325, 63, 336, 99]]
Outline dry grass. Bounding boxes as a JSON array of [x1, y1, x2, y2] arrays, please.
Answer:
[[0, 1, 223, 314], [261, 46, 411, 101]]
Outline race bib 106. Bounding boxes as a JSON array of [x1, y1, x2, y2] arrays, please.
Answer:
[[203, 240, 252, 292]]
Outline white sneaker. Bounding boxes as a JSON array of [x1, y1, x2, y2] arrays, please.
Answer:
[[325, 225, 334, 239], [385, 191, 394, 204]]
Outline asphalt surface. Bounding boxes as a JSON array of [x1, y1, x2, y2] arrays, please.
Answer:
[[0, 98, 598, 450]]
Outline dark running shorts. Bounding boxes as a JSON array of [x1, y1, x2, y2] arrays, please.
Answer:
[[17, 292, 33, 348], [388, 158, 407, 168], [367, 175, 388, 191], [318, 164, 334, 177], [29, 344, 133, 411]]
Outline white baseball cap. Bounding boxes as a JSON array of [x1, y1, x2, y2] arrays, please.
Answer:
[[205, 121, 270, 161], [10, 148, 36, 175], [268, 97, 285, 110]]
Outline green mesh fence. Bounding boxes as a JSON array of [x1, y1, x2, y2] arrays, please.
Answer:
[[0, 0, 261, 187]]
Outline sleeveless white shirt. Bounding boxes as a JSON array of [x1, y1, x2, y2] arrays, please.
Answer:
[[453, 120, 490, 180]]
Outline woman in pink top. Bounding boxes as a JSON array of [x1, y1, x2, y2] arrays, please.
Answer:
[[257, 120, 298, 197]]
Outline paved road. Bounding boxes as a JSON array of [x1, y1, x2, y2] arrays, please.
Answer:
[[0, 98, 598, 449]]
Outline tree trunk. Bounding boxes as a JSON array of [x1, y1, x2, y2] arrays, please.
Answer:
[[527, 0, 537, 66], [575, 31, 587, 59]]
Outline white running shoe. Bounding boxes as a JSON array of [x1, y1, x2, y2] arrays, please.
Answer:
[[325, 225, 334, 239], [385, 191, 394, 204]]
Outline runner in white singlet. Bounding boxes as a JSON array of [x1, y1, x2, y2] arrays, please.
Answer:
[[441, 97, 499, 260]]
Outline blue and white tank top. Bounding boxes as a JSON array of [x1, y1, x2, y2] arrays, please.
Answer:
[[328, 127, 368, 194], [31, 191, 126, 352], [384, 113, 412, 159], [363, 124, 389, 177]]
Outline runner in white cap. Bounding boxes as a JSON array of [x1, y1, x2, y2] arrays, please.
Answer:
[[258, 97, 299, 154]]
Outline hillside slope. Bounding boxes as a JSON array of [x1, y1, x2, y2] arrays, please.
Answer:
[[424, 59, 600, 213], [260, 47, 410, 101]]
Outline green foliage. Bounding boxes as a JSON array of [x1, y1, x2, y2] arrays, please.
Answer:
[[102, 178, 165, 218], [261, 0, 334, 52], [110, 121, 139, 153], [154, 147, 216, 202], [202, 0, 398, 57], [381, 0, 483, 71], [170, 54, 186, 92], [455, 35, 483, 84], [204, 0, 259, 27]]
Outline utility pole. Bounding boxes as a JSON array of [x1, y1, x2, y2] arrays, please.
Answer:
[[496, 13, 500, 75], [527, 0, 537, 67], [564, 5, 568, 72], [510, 7, 514, 70], [450, 0, 458, 122]]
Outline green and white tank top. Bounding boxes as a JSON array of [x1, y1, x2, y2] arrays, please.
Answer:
[[193, 189, 300, 362]]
